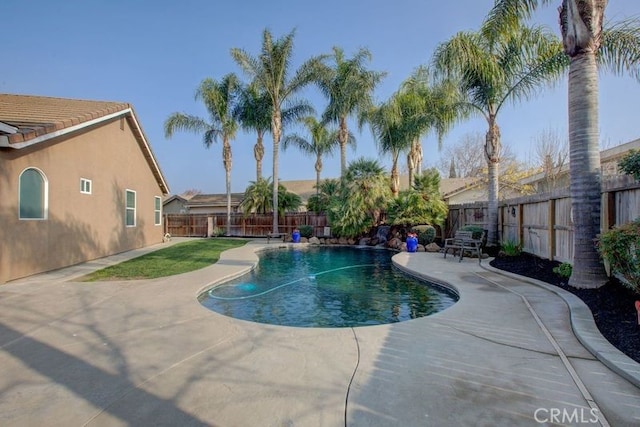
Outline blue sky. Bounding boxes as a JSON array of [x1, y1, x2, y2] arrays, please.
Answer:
[[4, 0, 640, 195]]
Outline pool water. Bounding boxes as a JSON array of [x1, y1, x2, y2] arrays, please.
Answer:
[[199, 246, 458, 328]]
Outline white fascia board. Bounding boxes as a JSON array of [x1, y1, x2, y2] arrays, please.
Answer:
[[0, 110, 128, 149], [0, 121, 18, 134], [125, 110, 170, 194]]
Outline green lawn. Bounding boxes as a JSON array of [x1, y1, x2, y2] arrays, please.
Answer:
[[82, 238, 249, 281]]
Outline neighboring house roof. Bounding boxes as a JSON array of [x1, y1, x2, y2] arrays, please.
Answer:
[[520, 137, 640, 186], [0, 93, 169, 194], [280, 179, 317, 202], [440, 177, 482, 198], [163, 194, 188, 204], [186, 193, 245, 208]]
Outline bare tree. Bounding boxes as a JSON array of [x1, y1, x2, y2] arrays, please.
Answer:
[[529, 127, 569, 191], [437, 132, 485, 178], [438, 132, 520, 178], [437, 131, 532, 198], [181, 188, 202, 198]]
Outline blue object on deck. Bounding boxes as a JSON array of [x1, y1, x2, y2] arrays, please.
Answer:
[[292, 230, 301, 243]]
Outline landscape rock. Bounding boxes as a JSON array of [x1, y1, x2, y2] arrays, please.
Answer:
[[425, 243, 441, 253], [308, 237, 320, 245]]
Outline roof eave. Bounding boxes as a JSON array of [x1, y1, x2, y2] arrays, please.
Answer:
[[0, 109, 126, 149], [0, 107, 171, 196]]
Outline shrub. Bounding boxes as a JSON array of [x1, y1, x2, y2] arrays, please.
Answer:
[[211, 227, 225, 237], [598, 218, 640, 293], [618, 149, 640, 180], [387, 190, 448, 227], [500, 240, 522, 256], [298, 225, 313, 238], [553, 262, 572, 278], [412, 225, 436, 245], [460, 225, 484, 240]]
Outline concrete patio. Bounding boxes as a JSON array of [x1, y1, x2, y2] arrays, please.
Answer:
[[1, 239, 639, 426]]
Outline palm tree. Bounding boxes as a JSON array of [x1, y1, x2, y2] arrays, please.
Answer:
[[388, 167, 449, 228], [164, 73, 240, 236], [367, 92, 424, 197], [282, 116, 346, 196], [234, 82, 316, 181], [399, 66, 462, 186], [317, 47, 385, 176], [231, 29, 322, 234], [329, 158, 391, 238], [488, 1, 640, 288], [276, 183, 302, 216], [306, 178, 340, 213], [240, 177, 302, 216], [433, 19, 567, 247], [233, 83, 271, 181], [240, 177, 273, 215]]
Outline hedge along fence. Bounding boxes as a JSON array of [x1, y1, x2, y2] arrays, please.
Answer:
[[446, 175, 640, 263]]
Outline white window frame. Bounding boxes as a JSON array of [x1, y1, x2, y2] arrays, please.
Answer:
[[125, 189, 136, 227], [19, 167, 48, 220], [154, 196, 162, 226], [80, 178, 92, 194]]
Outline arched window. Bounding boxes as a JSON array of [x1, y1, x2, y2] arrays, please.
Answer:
[[19, 168, 48, 220]]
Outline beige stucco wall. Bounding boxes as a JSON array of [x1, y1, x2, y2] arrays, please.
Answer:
[[0, 117, 165, 283]]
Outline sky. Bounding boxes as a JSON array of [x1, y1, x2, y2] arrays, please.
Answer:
[[4, 0, 640, 195]]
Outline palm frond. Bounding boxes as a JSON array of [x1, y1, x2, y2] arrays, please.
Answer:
[[600, 18, 640, 81], [164, 113, 211, 139], [484, 0, 542, 37]]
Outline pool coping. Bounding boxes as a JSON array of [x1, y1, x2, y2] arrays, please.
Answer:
[[3, 238, 640, 425]]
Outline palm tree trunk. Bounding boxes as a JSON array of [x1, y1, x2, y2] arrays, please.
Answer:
[[339, 116, 348, 176], [254, 131, 265, 180], [567, 53, 607, 288], [407, 138, 421, 186], [407, 152, 414, 191], [391, 153, 400, 197], [315, 156, 322, 202], [559, 0, 608, 288], [272, 112, 282, 234], [485, 119, 501, 246], [223, 138, 232, 236]]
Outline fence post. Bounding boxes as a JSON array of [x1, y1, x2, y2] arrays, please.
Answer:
[[602, 191, 616, 231], [517, 203, 524, 247], [548, 198, 556, 261], [206, 216, 213, 237]]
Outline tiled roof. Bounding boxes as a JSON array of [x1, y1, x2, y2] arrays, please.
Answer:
[[0, 93, 169, 194], [440, 177, 482, 196], [0, 94, 130, 144], [187, 193, 245, 206], [279, 179, 317, 201]]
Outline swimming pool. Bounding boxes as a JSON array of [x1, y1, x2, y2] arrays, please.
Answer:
[[199, 246, 458, 327]]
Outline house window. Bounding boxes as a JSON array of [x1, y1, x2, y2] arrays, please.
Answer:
[[154, 196, 162, 226], [125, 189, 136, 227], [19, 168, 48, 220], [80, 178, 92, 194]]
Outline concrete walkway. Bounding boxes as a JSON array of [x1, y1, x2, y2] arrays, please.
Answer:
[[1, 239, 639, 426]]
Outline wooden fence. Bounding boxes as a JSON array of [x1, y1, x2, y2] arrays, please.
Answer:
[[164, 212, 329, 238], [446, 175, 640, 263], [164, 176, 640, 263]]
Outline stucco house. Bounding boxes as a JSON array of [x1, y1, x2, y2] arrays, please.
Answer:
[[163, 194, 190, 214], [520, 138, 640, 192], [185, 193, 244, 214], [0, 94, 169, 283]]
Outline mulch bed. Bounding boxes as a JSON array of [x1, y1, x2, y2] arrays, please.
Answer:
[[490, 253, 640, 363]]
